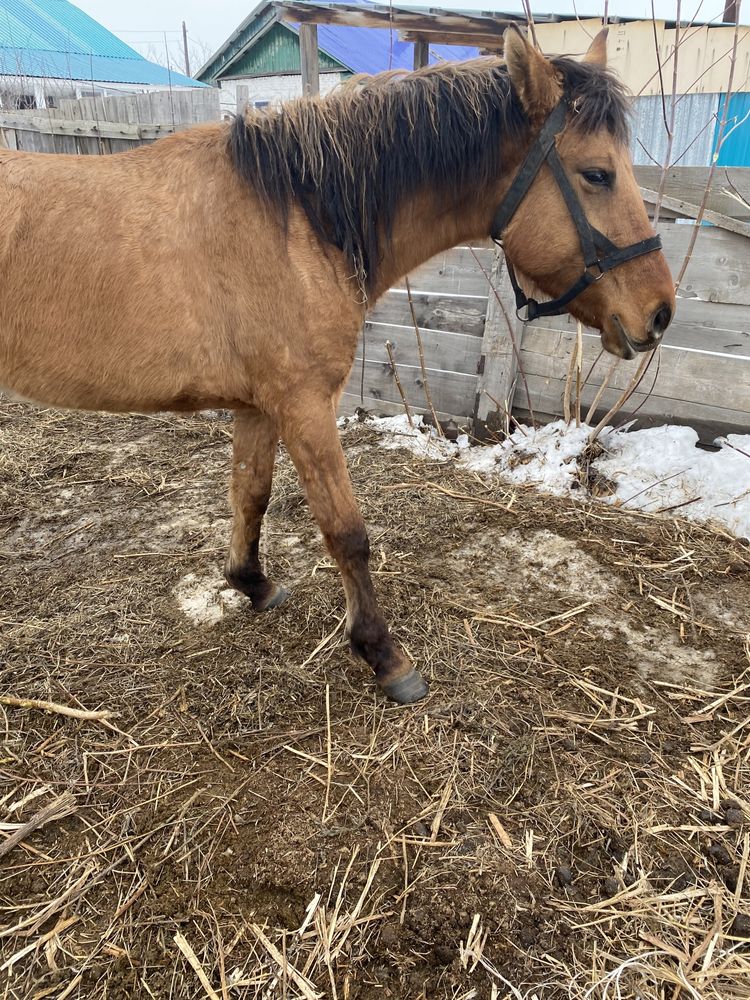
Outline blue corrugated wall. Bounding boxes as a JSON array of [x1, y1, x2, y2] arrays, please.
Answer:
[[713, 92, 750, 166]]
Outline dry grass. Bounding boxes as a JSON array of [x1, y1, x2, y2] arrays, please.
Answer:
[[1, 398, 749, 1000]]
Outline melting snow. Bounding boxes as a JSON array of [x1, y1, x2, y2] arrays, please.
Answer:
[[175, 571, 242, 625], [359, 415, 750, 539]]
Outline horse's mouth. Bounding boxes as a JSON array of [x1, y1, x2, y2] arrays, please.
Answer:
[[610, 315, 659, 360]]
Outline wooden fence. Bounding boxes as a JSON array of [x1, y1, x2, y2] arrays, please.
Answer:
[[0, 89, 220, 153], [2, 108, 748, 440]]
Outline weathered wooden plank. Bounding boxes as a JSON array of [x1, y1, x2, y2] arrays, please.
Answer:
[[634, 165, 750, 222], [401, 29, 505, 49], [527, 298, 750, 358], [276, 2, 513, 38], [640, 186, 750, 238], [474, 253, 521, 432], [393, 247, 494, 297], [520, 327, 750, 410], [0, 112, 176, 142], [368, 291, 487, 337], [513, 375, 750, 439], [345, 359, 478, 417], [660, 224, 750, 305], [360, 323, 482, 376], [0, 127, 17, 150]]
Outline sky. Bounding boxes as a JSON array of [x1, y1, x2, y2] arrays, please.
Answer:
[[73, 0, 730, 66]]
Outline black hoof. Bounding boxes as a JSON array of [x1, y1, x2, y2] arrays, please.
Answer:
[[254, 584, 290, 612], [380, 669, 429, 705]]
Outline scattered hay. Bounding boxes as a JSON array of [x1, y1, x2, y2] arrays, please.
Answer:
[[1, 398, 749, 999]]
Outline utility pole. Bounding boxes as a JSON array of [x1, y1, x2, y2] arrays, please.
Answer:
[[182, 21, 191, 77], [723, 0, 739, 22]]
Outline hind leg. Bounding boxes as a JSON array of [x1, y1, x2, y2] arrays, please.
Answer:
[[225, 407, 288, 612]]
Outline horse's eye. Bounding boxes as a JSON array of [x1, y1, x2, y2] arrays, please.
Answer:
[[582, 169, 612, 187]]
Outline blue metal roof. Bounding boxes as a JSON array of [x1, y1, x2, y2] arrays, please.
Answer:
[[0, 0, 202, 86], [308, 22, 479, 75]]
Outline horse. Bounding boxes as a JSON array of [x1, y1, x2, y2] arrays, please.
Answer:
[[0, 27, 675, 704]]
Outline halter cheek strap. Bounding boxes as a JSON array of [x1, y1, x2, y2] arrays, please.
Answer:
[[490, 98, 662, 324]]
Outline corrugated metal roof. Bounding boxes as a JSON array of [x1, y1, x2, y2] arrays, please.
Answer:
[[0, 0, 202, 86]]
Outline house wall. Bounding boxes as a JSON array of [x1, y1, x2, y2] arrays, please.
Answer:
[[534, 19, 750, 98], [220, 71, 344, 110]]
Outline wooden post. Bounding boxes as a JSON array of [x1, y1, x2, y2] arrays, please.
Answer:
[[182, 21, 191, 77], [413, 38, 429, 69], [235, 84, 250, 115], [473, 250, 523, 438], [300, 23, 320, 96]]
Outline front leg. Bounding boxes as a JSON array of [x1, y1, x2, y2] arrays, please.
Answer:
[[276, 393, 429, 704], [225, 407, 288, 611]]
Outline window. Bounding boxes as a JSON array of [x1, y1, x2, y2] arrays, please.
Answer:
[[15, 94, 37, 110], [253, 100, 270, 109]]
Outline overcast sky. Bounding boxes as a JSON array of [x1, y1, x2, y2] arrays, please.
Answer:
[[73, 1, 730, 64]]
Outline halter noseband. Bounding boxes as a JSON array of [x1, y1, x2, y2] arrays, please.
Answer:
[[490, 98, 662, 324]]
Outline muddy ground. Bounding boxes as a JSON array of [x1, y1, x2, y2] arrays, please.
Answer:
[[1, 399, 749, 999]]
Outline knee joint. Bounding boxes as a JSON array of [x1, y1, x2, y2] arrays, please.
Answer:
[[330, 527, 370, 564]]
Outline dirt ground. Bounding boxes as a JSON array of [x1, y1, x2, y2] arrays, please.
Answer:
[[1, 398, 749, 1000]]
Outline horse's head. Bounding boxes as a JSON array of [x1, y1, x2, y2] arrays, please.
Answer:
[[496, 28, 675, 359]]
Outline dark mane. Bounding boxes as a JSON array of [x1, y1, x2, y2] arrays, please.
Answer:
[[228, 57, 630, 294]]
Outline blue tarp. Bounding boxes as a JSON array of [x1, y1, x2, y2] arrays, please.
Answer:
[[714, 91, 750, 167], [311, 23, 480, 75]]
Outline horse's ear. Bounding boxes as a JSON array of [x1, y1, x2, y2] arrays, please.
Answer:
[[583, 28, 608, 67], [503, 26, 562, 122]]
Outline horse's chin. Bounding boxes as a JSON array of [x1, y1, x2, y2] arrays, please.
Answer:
[[600, 325, 635, 360]]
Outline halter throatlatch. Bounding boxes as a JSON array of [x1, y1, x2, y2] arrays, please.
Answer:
[[490, 98, 663, 323]]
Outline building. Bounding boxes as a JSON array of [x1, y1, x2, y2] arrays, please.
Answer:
[[197, 0, 750, 168], [196, 0, 484, 111], [0, 0, 202, 110]]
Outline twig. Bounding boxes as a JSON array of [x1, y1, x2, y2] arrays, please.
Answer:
[[405, 276, 443, 435], [250, 923, 321, 1000], [0, 791, 77, 859], [174, 931, 221, 1000], [584, 356, 620, 425], [589, 351, 652, 443], [323, 684, 333, 825], [675, 5, 743, 288], [575, 321, 583, 427], [384, 340, 414, 427], [563, 330, 577, 424], [0, 694, 113, 721]]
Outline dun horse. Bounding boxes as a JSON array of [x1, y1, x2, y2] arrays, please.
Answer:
[[0, 29, 674, 703]]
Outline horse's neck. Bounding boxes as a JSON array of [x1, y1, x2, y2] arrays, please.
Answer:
[[369, 172, 514, 301]]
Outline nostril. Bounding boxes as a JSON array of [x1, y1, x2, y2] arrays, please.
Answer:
[[650, 302, 673, 337]]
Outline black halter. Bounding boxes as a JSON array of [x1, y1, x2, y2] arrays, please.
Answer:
[[490, 98, 662, 324]]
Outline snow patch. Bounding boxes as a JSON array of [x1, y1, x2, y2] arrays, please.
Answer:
[[175, 570, 242, 626], [358, 414, 750, 539]]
